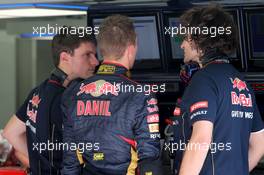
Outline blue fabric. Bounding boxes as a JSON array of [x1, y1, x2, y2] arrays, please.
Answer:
[[61, 63, 162, 175], [179, 61, 264, 175], [16, 74, 65, 175]]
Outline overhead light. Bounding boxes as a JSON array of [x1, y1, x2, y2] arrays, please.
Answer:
[[0, 8, 87, 18], [20, 33, 55, 40], [0, 3, 88, 18], [0, 15, 14, 19], [35, 3, 89, 10]]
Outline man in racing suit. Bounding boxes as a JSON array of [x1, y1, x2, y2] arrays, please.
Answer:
[[61, 15, 163, 175], [174, 5, 264, 175]]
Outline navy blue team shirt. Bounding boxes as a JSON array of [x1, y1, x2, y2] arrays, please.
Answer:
[[16, 73, 65, 175], [181, 61, 264, 175]]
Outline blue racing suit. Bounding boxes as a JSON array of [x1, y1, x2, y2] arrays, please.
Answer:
[[61, 61, 163, 175]]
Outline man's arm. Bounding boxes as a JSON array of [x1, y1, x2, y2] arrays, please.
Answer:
[[14, 149, 30, 167], [133, 94, 163, 175], [61, 86, 82, 175], [3, 115, 29, 159], [179, 121, 213, 175], [248, 130, 264, 172]]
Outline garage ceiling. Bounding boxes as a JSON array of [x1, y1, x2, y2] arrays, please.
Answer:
[[0, 0, 263, 6]]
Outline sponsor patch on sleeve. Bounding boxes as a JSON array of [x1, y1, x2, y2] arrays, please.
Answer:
[[147, 105, 159, 113], [147, 114, 159, 123], [145, 172, 153, 175], [93, 153, 104, 161], [190, 101, 208, 113], [148, 123, 159, 133], [147, 98, 158, 105], [173, 107, 181, 116]]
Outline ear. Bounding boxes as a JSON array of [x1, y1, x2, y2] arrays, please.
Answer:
[[59, 51, 70, 64]]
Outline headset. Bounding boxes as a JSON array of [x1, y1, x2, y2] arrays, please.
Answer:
[[180, 49, 230, 85]]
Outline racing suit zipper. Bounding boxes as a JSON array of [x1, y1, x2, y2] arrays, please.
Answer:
[[51, 124, 55, 167]]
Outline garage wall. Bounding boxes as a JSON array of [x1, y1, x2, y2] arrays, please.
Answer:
[[0, 30, 16, 128], [0, 15, 87, 129]]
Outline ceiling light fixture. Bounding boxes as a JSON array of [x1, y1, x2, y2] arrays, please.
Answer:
[[0, 3, 88, 18]]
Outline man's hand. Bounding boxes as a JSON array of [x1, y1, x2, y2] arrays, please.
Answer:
[[15, 150, 29, 168], [3, 115, 28, 159], [0, 130, 12, 163]]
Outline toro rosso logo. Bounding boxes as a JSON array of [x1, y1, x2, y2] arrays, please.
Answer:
[[230, 78, 249, 92], [77, 80, 119, 97]]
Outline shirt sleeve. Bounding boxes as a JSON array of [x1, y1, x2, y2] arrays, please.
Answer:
[[182, 71, 218, 126], [251, 95, 264, 133], [15, 89, 36, 123]]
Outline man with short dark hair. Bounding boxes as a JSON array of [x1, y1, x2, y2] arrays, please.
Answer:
[[61, 15, 163, 175], [3, 27, 98, 175], [173, 5, 264, 175]]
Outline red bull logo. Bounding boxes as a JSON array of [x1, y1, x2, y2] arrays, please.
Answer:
[[99, 82, 118, 96], [231, 92, 252, 107], [26, 105, 37, 123], [30, 94, 41, 108], [26, 94, 41, 123], [77, 80, 119, 97], [77, 82, 97, 96], [230, 78, 249, 92]]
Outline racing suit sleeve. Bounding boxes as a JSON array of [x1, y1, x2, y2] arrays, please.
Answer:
[[61, 85, 82, 175], [133, 93, 163, 175]]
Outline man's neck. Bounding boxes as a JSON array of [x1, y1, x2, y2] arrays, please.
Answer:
[[62, 78, 71, 87], [57, 65, 72, 87]]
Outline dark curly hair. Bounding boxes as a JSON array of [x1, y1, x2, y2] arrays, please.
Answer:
[[180, 4, 238, 56]]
